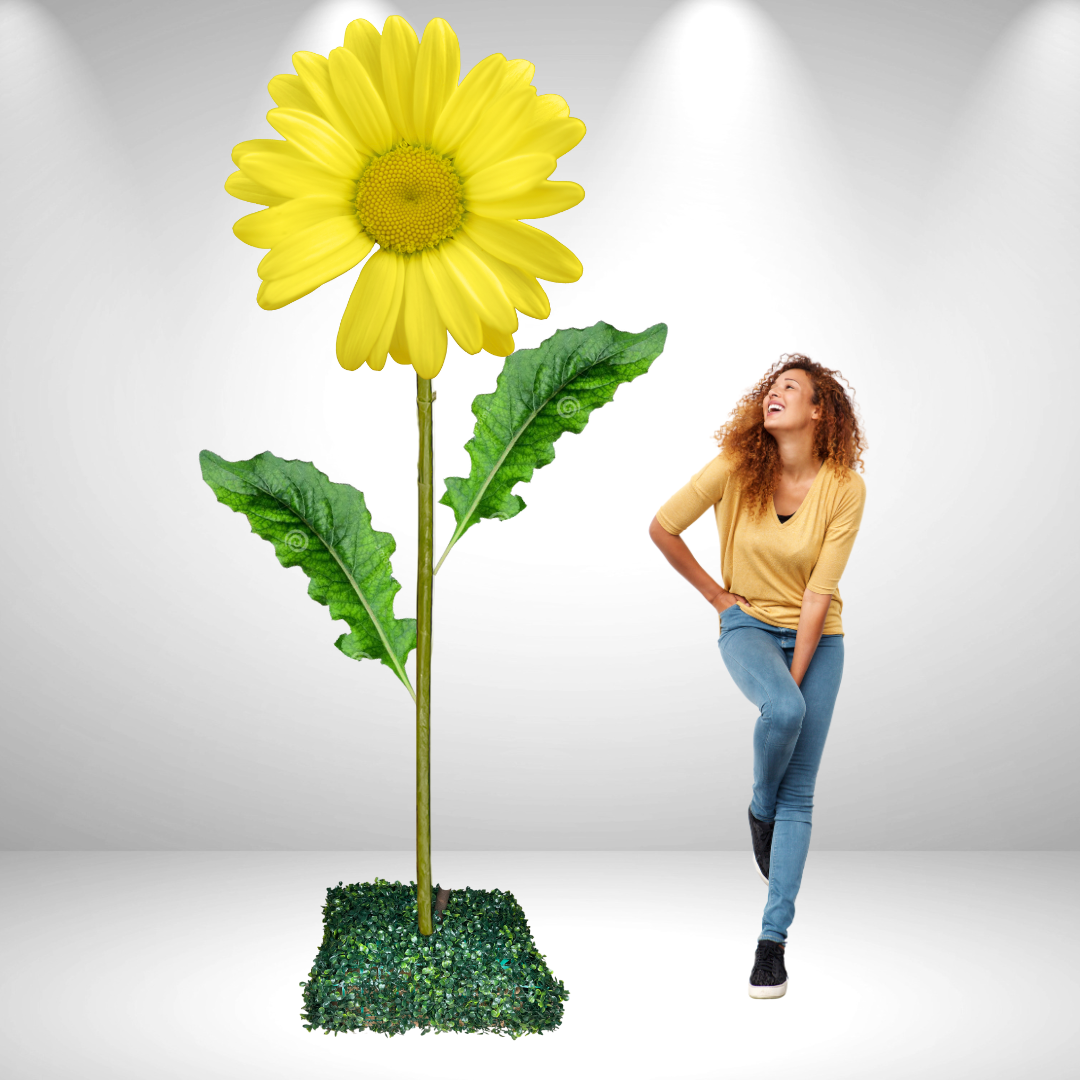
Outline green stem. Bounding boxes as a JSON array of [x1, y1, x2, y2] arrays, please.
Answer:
[[416, 374, 434, 936]]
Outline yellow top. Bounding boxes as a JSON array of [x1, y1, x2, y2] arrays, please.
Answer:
[[655, 453, 866, 637]]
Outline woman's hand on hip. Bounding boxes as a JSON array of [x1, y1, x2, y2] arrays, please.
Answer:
[[710, 589, 751, 614]]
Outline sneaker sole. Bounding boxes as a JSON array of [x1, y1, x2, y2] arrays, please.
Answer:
[[749, 978, 787, 999], [752, 847, 769, 886]]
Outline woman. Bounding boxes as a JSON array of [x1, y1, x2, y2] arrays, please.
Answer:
[[649, 353, 867, 1000]]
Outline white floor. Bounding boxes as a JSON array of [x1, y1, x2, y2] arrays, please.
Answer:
[[1, 851, 1076, 1079]]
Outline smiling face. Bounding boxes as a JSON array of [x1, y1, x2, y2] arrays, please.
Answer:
[[763, 368, 819, 427]]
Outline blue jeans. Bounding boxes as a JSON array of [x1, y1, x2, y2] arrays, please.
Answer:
[[718, 604, 845, 945]]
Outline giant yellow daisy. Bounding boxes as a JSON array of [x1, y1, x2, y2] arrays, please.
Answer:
[[226, 15, 585, 379]]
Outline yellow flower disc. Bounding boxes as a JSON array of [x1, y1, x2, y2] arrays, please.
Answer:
[[355, 141, 464, 255]]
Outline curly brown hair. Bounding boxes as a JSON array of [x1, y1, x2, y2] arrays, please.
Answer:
[[712, 353, 868, 523]]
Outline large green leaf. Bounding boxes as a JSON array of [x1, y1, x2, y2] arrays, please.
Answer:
[[199, 450, 416, 698], [436, 321, 667, 572]]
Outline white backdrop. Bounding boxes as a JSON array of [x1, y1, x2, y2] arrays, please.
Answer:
[[2, 0, 1076, 850]]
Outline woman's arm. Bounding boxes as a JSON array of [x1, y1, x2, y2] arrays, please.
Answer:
[[790, 588, 832, 687], [649, 515, 727, 605]]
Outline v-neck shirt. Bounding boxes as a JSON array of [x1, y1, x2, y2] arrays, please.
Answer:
[[656, 452, 866, 637]]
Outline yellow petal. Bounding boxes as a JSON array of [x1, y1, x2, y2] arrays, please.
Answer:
[[464, 153, 556, 204], [532, 93, 571, 122], [257, 215, 368, 280], [256, 236, 374, 309], [379, 15, 419, 142], [455, 231, 550, 320], [421, 248, 482, 354], [468, 178, 583, 220], [266, 108, 364, 178], [344, 18, 384, 98], [430, 53, 507, 155], [412, 18, 459, 145], [417, 352, 446, 379], [508, 114, 585, 163], [503, 59, 536, 86], [336, 249, 406, 371], [231, 138, 306, 169], [461, 215, 582, 283], [402, 254, 447, 376], [240, 151, 357, 201], [225, 170, 290, 207], [267, 73, 321, 116], [291, 51, 368, 155], [388, 306, 413, 368], [233, 195, 356, 249], [480, 321, 516, 357], [439, 236, 517, 335], [328, 47, 395, 158], [453, 75, 538, 177]]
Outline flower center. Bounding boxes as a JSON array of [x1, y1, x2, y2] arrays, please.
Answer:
[[355, 142, 465, 255]]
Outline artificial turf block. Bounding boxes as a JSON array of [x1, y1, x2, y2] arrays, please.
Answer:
[[300, 877, 569, 1038]]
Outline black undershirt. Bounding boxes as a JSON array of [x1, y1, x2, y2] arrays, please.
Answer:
[[777, 513, 793, 523]]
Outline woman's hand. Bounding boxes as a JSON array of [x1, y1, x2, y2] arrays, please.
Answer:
[[711, 589, 751, 614]]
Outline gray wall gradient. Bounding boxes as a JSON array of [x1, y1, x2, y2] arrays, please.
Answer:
[[1, 0, 1077, 850]]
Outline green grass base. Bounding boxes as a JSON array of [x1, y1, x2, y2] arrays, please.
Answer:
[[300, 877, 569, 1038]]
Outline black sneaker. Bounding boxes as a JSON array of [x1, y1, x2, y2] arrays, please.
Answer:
[[749, 939, 788, 998], [748, 806, 774, 884]]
